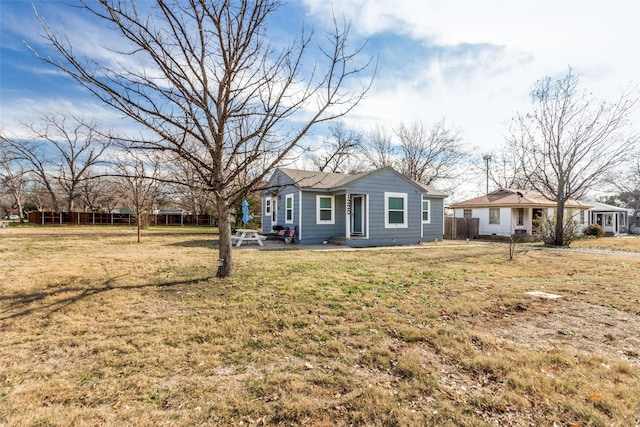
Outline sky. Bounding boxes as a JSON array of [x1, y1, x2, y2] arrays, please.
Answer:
[[1, 0, 639, 178]]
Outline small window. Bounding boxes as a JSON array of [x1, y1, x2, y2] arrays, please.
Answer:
[[385, 192, 407, 228], [580, 210, 585, 224], [264, 198, 271, 216], [463, 209, 472, 220], [620, 213, 625, 226], [517, 208, 524, 226], [422, 200, 430, 223], [285, 194, 294, 224], [489, 208, 500, 225], [316, 195, 335, 224]]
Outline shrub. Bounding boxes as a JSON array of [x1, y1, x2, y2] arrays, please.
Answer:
[[583, 223, 605, 238], [534, 213, 581, 246]]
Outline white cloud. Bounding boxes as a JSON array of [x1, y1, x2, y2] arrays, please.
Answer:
[[302, 0, 640, 151]]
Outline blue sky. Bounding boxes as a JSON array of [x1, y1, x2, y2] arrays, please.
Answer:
[[1, 0, 639, 156]]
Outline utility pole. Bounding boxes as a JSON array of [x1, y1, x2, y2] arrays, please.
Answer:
[[482, 154, 491, 194]]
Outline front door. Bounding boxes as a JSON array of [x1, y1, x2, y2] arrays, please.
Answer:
[[352, 195, 364, 235], [532, 208, 544, 235]]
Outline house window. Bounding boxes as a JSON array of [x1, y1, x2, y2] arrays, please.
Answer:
[[580, 210, 585, 224], [264, 198, 271, 216], [489, 208, 500, 225], [316, 195, 335, 224], [517, 208, 524, 226], [385, 192, 407, 228], [620, 214, 625, 226], [605, 214, 613, 226], [422, 200, 430, 223], [463, 209, 472, 220], [285, 194, 294, 224]]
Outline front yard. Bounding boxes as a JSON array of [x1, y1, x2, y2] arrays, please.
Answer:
[[1, 227, 638, 426]]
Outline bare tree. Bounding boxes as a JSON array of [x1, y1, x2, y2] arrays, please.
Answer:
[[113, 152, 163, 243], [509, 69, 639, 246], [167, 150, 217, 215], [0, 146, 28, 221], [362, 124, 396, 170], [483, 145, 530, 190], [394, 119, 467, 186], [2, 113, 110, 212], [35, 0, 373, 277], [606, 156, 640, 210], [310, 121, 364, 173], [78, 174, 122, 213]]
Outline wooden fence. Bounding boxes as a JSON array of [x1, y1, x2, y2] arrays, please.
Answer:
[[27, 211, 215, 227], [444, 217, 479, 240]]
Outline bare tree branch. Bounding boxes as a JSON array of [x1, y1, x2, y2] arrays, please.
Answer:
[[508, 68, 639, 245], [32, 0, 374, 277]]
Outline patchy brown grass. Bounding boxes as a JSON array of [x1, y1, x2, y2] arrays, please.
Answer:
[[1, 226, 639, 426], [570, 234, 640, 253]]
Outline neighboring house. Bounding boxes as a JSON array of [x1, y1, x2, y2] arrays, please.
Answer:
[[629, 209, 640, 234], [585, 201, 629, 235], [262, 167, 448, 247], [448, 188, 592, 239]]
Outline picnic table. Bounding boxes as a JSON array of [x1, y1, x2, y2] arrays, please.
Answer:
[[232, 228, 266, 247]]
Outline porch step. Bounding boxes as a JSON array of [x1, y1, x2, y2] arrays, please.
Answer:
[[327, 236, 347, 246]]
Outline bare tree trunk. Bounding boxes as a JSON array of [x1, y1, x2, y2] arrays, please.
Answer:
[[217, 202, 233, 278], [555, 200, 566, 246]]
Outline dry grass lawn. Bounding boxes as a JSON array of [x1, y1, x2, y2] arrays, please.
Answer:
[[1, 227, 639, 426]]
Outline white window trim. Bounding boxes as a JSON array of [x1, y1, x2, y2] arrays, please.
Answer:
[[285, 194, 294, 224], [271, 196, 278, 225], [384, 192, 408, 228], [316, 195, 335, 225], [422, 199, 431, 224], [489, 207, 500, 225], [264, 197, 271, 216]]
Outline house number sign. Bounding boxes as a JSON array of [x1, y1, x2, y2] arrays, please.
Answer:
[[345, 193, 351, 215]]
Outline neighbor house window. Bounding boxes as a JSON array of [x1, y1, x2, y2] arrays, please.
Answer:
[[285, 194, 294, 224], [422, 200, 431, 223], [316, 195, 335, 224], [264, 198, 271, 216], [385, 192, 408, 228], [463, 209, 472, 220], [620, 214, 625, 226], [489, 208, 500, 225], [517, 208, 524, 226], [580, 210, 585, 224]]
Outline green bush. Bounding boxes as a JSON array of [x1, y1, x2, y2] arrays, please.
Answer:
[[583, 223, 605, 238]]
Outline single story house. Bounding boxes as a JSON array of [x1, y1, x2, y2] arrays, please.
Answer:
[[262, 167, 448, 247], [586, 201, 630, 235], [629, 209, 640, 234], [448, 188, 592, 239]]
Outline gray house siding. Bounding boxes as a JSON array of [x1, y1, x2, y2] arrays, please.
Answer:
[[422, 198, 444, 242], [262, 170, 298, 234], [263, 167, 447, 247], [297, 191, 346, 244]]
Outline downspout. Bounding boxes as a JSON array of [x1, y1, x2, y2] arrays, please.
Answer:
[[420, 194, 424, 240]]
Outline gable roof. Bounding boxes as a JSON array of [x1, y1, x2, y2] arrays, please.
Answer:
[[586, 201, 629, 212], [449, 188, 591, 209], [275, 167, 448, 196], [277, 168, 365, 189]]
